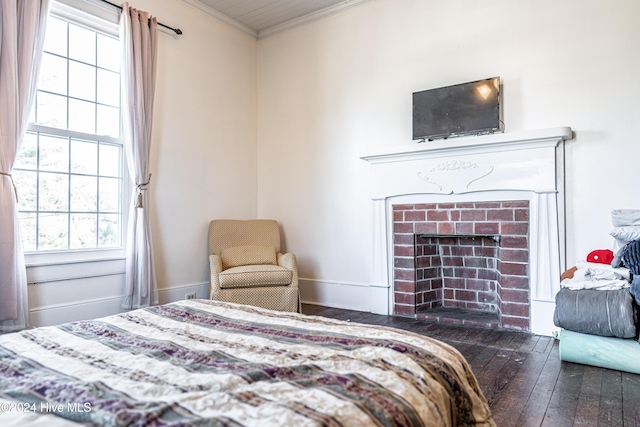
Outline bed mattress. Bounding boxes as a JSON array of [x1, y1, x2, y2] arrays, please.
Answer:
[[0, 300, 494, 426]]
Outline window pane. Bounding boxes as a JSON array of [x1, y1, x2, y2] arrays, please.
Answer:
[[70, 213, 97, 249], [13, 170, 38, 211], [98, 214, 120, 247], [19, 212, 37, 252], [40, 134, 69, 173], [69, 60, 96, 101], [71, 139, 98, 175], [99, 143, 121, 177], [43, 17, 67, 57], [22, 12, 123, 253], [38, 53, 67, 96], [70, 175, 97, 211], [68, 98, 96, 134], [97, 34, 119, 72], [68, 23, 95, 65], [99, 177, 120, 212], [97, 104, 119, 138], [38, 213, 68, 250], [36, 91, 67, 128], [16, 133, 37, 170], [39, 172, 69, 212], [97, 68, 119, 106]]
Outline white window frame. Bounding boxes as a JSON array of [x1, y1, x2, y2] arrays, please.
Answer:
[[23, 0, 129, 269]]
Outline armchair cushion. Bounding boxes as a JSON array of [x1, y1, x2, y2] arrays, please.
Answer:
[[220, 245, 277, 269], [219, 265, 293, 289]]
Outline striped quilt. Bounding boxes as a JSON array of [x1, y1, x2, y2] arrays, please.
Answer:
[[0, 300, 495, 426]]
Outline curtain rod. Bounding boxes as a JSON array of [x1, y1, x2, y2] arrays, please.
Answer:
[[99, 0, 183, 35]]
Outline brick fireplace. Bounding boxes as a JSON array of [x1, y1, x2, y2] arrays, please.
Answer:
[[393, 201, 530, 330], [360, 127, 573, 336]]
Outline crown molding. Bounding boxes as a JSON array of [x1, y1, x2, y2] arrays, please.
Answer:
[[176, 0, 258, 38], [175, 0, 376, 40], [258, 0, 376, 39]]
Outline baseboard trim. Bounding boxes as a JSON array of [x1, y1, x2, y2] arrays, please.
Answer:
[[299, 278, 374, 312], [29, 282, 210, 328], [30, 279, 389, 327]]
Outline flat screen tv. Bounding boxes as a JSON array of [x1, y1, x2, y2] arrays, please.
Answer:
[[412, 77, 502, 141]]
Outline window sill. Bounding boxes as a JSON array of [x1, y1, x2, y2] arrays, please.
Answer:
[[24, 248, 125, 268]]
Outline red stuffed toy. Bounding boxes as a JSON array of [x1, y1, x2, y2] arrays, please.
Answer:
[[586, 249, 614, 264]]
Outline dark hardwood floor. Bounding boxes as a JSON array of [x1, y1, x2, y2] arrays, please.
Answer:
[[302, 304, 640, 427]]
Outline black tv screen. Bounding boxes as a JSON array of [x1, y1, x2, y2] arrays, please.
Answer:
[[413, 77, 501, 141]]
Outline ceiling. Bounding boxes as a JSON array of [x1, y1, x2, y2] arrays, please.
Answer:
[[189, 0, 374, 38]]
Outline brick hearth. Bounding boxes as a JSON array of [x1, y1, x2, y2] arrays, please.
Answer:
[[393, 201, 530, 330]]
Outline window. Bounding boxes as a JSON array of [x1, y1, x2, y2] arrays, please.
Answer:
[[14, 4, 126, 253]]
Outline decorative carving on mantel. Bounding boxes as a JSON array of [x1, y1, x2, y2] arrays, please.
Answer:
[[430, 160, 478, 172], [416, 172, 443, 191], [417, 161, 495, 194], [466, 165, 495, 189]]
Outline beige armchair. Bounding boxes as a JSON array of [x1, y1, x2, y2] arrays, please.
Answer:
[[209, 219, 300, 313]]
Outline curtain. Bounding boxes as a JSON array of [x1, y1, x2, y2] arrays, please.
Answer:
[[0, 0, 49, 333], [120, 3, 158, 309]]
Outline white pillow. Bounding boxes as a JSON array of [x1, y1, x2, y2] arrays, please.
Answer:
[[611, 209, 640, 227], [610, 226, 640, 242]]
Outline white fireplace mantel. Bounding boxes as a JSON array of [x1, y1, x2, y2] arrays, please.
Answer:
[[360, 127, 573, 336]]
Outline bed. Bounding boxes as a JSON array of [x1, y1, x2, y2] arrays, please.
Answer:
[[0, 300, 495, 426]]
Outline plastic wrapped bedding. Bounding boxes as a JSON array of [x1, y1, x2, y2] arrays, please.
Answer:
[[559, 329, 640, 375], [553, 288, 637, 338]]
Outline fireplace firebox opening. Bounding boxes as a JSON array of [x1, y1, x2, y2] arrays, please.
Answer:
[[393, 201, 530, 330]]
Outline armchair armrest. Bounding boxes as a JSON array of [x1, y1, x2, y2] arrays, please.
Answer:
[[209, 254, 223, 296], [277, 252, 296, 269], [277, 253, 298, 289]]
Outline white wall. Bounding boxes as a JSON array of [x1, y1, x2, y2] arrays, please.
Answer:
[[27, 0, 640, 325], [28, 0, 258, 326], [256, 0, 640, 307], [140, 0, 257, 288]]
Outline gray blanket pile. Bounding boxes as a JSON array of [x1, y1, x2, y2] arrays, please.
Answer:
[[554, 288, 636, 338], [554, 209, 639, 340]]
